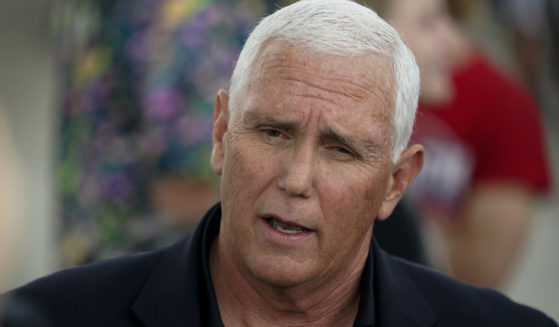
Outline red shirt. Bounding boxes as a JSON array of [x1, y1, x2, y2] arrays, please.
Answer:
[[409, 54, 552, 216]]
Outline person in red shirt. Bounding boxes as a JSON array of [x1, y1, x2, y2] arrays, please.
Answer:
[[385, 0, 552, 289]]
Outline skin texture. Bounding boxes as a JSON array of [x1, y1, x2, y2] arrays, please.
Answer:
[[209, 42, 423, 326]]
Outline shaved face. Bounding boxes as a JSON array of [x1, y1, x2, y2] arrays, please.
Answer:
[[211, 41, 399, 289]]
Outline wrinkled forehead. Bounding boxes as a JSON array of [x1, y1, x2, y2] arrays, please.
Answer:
[[243, 40, 396, 118]]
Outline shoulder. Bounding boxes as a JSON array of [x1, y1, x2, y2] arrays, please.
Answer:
[[3, 234, 193, 326], [15, 246, 165, 299], [391, 256, 557, 326]]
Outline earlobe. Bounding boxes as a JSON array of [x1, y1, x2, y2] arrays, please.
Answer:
[[210, 90, 230, 176], [377, 144, 424, 220]]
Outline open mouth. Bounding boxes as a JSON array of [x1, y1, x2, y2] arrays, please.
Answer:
[[265, 217, 312, 235]]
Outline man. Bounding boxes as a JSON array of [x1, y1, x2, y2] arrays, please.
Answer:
[[2, 0, 557, 326]]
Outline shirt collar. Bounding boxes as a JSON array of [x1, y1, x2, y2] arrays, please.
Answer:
[[201, 205, 224, 327], [200, 204, 376, 326], [353, 241, 376, 327]]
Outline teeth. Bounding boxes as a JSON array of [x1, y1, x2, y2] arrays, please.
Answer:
[[268, 218, 308, 234]]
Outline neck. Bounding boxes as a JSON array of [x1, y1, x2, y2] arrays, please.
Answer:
[[209, 238, 367, 327]]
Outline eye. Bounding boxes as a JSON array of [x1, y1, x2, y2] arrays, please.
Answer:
[[335, 146, 352, 155], [259, 128, 288, 141], [329, 145, 357, 159], [262, 129, 283, 138]]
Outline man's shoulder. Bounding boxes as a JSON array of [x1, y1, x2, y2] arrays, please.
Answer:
[[390, 256, 557, 326], [21, 247, 164, 296], [3, 234, 193, 326]]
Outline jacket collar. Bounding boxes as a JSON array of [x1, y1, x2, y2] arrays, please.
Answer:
[[372, 238, 439, 327], [131, 204, 438, 327], [131, 204, 222, 327]]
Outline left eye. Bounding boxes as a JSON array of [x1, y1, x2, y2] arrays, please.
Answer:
[[335, 147, 351, 154], [332, 146, 355, 157], [260, 128, 284, 138], [263, 129, 282, 137]]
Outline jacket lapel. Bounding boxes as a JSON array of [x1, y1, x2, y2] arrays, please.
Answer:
[[372, 239, 439, 327], [130, 233, 204, 327], [131, 207, 217, 327]]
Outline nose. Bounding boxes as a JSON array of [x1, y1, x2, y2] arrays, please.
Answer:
[[277, 140, 315, 198]]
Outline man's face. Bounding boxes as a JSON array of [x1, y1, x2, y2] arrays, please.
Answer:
[[211, 42, 408, 288]]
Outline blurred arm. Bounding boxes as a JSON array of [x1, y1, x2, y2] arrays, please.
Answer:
[[444, 183, 534, 290]]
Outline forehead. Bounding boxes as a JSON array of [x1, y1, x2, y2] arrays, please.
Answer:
[[232, 42, 396, 152], [242, 41, 395, 121]]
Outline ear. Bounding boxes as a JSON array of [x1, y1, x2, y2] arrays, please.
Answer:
[[377, 144, 424, 221], [210, 90, 230, 175]]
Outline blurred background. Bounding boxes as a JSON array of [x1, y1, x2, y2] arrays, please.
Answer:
[[0, 0, 557, 320]]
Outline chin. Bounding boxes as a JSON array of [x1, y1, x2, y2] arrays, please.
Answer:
[[248, 255, 317, 288]]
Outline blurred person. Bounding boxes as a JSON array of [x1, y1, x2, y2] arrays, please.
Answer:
[[383, 0, 552, 289], [364, 0, 457, 265], [3, 1, 557, 326], [361, 0, 552, 290]]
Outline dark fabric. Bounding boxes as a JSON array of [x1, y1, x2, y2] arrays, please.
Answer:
[[354, 244, 376, 327], [200, 204, 224, 327], [3, 203, 557, 327], [373, 200, 427, 265]]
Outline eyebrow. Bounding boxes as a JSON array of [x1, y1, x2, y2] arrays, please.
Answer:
[[242, 111, 299, 131], [241, 109, 382, 157]]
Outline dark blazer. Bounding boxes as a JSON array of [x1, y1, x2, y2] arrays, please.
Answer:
[[3, 204, 557, 327]]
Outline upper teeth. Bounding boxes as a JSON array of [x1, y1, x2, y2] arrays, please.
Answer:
[[268, 218, 307, 234]]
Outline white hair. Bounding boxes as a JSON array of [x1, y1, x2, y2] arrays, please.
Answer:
[[229, 0, 420, 162]]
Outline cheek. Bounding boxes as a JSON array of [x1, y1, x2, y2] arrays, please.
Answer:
[[363, 172, 389, 203], [221, 137, 275, 200], [318, 175, 378, 262], [321, 170, 384, 229]]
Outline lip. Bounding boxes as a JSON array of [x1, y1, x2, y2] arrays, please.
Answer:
[[264, 214, 313, 230], [260, 214, 315, 243]]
